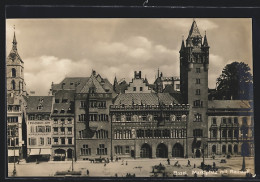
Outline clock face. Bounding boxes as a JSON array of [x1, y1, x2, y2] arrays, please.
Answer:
[[10, 53, 16, 60]]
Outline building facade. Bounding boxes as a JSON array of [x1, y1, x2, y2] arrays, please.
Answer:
[[207, 100, 254, 157], [26, 96, 53, 161], [51, 90, 75, 161]]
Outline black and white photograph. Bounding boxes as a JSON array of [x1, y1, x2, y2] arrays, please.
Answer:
[[6, 18, 254, 178]]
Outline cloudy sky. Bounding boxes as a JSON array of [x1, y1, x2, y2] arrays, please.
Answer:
[[6, 18, 252, 95]]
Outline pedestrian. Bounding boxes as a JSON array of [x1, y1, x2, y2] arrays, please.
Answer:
[[167, 158, 170, 165], [213, 162, 216, 168], [194, 173, 197, 177], [188, 160, 190, 166], [87, 170, 89, 176], [126, 161, 128, 165], [122, 160, 124, 165], [104, 163, 106, 167], [194, 163, 196, 168], [115, 173, 118, 177]]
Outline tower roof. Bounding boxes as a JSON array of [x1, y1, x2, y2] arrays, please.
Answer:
[[203, 32, 209, 47], [188, 20, 202, 38]]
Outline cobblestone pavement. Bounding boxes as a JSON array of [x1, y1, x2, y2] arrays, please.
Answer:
[[8, 156, 254, 178]]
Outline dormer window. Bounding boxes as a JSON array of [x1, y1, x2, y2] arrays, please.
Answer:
[[60, 109, 65, 113], [37, 105, 43, 110], [55, 99, 59, 103], [53, 109, 58, 114]]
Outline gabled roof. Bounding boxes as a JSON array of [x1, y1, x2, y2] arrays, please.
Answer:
[[188, 20, 202, 38], [27, 96, 53, 113], [52, 77, 89, 91], [79, 74, 106, 93], [113, 93, 179, 105], [208, 100, 252, 109]]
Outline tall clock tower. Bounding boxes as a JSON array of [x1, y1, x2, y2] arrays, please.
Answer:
[[6, 30, 26, 96], [180, 20, 209, 157]]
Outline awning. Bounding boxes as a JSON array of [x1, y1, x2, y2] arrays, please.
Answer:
[[39, 149, 51, 155], [8, 149, 19, 157], [28, 148, 51, 155]]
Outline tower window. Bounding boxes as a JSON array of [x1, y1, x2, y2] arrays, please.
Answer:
[[196, 79, 200, 84], [196, 89, 200, 95], [11, 80, 15, 90], [12, 68, 16, 77], [193, 129, 203, 137], [133, 87, 136, 91], [140, 87, 143, 91], [196, 68, 200, 73]]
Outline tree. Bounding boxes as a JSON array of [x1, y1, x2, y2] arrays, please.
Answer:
[[214, 62, 253, 100]]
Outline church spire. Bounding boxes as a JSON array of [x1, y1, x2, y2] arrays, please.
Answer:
[[12, 25, 17, 51], [203, 31, 209, 47]]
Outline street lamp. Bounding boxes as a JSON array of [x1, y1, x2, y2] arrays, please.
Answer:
[[11, 137, 16, 176], [241, 132, 247, 171], [202, 142, 207, 170]]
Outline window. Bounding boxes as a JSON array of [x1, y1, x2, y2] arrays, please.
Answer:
[[80, 101, 86, 108], [234, 145, 238, 153], [68, 127, 72, 134], [53, 109, 58, 114], [79, 114, 86, 122], [45, 126, 51, 132], [68, 138, 72, 144], [234, 129, 239, 138], [60, 109, 65, 114], [234, 117, 238, 124], [193, 100, 203, 107], [29, 138, 37, 145], [37, 115, 42, 120], [133, 87, 136, 91], [193, 129, 203, 137], [228, 118, 232, 124], [60, 127, 65, 134], [125, 146, 130, 154], [11, 80, 15, 90], [212, 129, 217, 138], [222, 129, 227, 138], [196, 89, 200, 95], [212, 118, 217, 125], [176, 84, 180, 89], [61, 138, 65, 145], [30, 126, 35, 133], [55, 99, 59, 103], [36, 126, 45, 133], [196, 68, 200, 73], [37, 105, 43, 110], [12, 68, 16, 77], [47, 137, 51, 145], [115, 146, 123, 154], [53, 127, 58, 134], [68, 118, 72, 124], [140, 87, 143, 91], [212, 145, 216, 153], [62, 99, 68, 103], [39, 137, 44, 145], [196, 79, 200, 84], [243, 117, 248, 125], [81, 144, 91, 155], [228, 130, 232, 137], [60, 119, 65, 124], [222, 117, 227, 124], [53, 138, 58, 144], [194, 113, 202, 122], [54, 119, 58, 124], [222, 145, 226, 154], [97, 144, 107, 155], [7, 117, 18, 123], [44, 115, 49, 120]]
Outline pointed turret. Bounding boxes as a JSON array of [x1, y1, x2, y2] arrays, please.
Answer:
[[180, 36, 185, 52], [203, 31, 209, 47], [113, 76, 118, 92], [12, 32, 17, 50]]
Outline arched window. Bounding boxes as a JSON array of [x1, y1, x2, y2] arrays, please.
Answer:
[[234, 144, 238, 153], [11, 80, 15, 90], [212, 145, 216, 153], [12, 68, 16, 77], [222, 145, 226, 154]]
